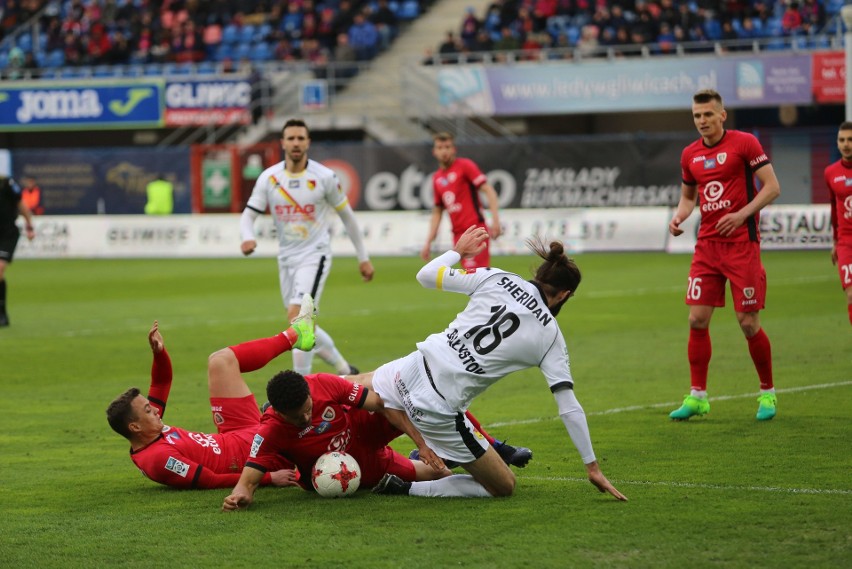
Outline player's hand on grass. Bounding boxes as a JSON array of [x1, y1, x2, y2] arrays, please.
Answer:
[[269, 468, 300, 487], [148, 321, 164, 354], [222, 491, 252, 511], [453, 226, 489, 259], [359, 260, 375, 282], [240, 240, 257, 256], [585, 462, 628, 501]]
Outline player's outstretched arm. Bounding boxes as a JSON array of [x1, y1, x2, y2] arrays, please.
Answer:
[[148, 320, 164, 354]]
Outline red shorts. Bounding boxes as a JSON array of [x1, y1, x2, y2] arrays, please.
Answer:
[[209, 394, 261, 433], [345, 406, 416, 486], [687, 240, 766, 312], [836, 243, 852, 289], [454, 224, 490, 270]]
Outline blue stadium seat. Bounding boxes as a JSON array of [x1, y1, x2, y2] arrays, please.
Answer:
[[704, 19, 722, 41], [546, 15, 570, 40], [565, 25, 581, 45], [810, 35, 832, 49], [766, 17, 784, 38], [215, 43, 234, 62], [239, 25, 256, 45], [46, 49, 65, 68], [254, 23, 272, 42], [127, 64, 146, 77], [143, 63, 163, 76], [16, 33, 32, 53], [397, 0, 419, 20], [0, 53, 8, 69], [234, 41, 252, 60], [826, 0, 846, 16], [249, 41, 273, 62], [222, 24, 239, 45]]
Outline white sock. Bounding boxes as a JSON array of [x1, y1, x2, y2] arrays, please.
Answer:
[[313, 325, 351, 374], [292, 349, 314, 376], [760, 388, 776, 395], [690, 389, 708, 399], [408, 475, 493, 498]]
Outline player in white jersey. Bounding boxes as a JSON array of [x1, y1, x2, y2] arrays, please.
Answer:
[[368, 226, 626, 500], [240, 119, 374, 377]]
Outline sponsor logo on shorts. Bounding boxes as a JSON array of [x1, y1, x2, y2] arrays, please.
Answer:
[[165, 456, 190, 477], [250, 434, 264, 458], [322, 406, 336, 421]]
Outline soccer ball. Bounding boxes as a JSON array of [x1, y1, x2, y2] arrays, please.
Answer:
[[311, 451, 361, 498]]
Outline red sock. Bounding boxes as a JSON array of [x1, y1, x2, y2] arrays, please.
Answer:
[[746, 328, 773, 390], [847, 304, 852, 326], [688, 327, 711, 391], [229, 331, 295, 373], [464, 411, 496, 445]]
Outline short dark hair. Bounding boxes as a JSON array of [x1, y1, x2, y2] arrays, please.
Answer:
[[267, 370, 310, 412], [282, 118, 309, 138], [839, 121, 852, 132], [106, 387, 141, 440], [432, 131, 454, 143], [693, 89, 723, 107], [527, 236, 581, 297]]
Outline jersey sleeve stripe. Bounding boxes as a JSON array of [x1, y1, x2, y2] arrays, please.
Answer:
[[334, 199, 350, 211], [190, 465, 204, 488], [549, 381, 574, 393], [246, 204, 264, 214], [245, 461, 268, 473], [436, 266, 447, 290], [355, 386, 369, 408]]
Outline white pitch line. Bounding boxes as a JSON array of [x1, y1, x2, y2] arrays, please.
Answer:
[[524, 476, 852, 496], [487, 380, 852, 428]]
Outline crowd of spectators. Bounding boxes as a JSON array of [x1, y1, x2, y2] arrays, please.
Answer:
[[427, 0, 838, 63], [1, 0, 430, 78]]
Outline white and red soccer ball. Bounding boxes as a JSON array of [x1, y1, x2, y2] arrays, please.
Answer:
[[311, 451, 361, 498]]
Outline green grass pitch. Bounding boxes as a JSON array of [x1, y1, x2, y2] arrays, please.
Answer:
[[0, 250, 849, 568]]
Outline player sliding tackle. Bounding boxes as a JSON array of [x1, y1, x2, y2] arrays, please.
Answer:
[[364, 226, 626, 500]]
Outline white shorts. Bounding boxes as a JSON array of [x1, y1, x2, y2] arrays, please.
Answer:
[[372, 351, 489, 464], [277, 253, 332, 308]]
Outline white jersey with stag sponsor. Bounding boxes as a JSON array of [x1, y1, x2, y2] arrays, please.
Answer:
[[244, 159, 347, 264], [416, 264, 573, 413]]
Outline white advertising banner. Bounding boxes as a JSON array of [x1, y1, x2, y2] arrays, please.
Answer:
[[15, 205, 831, 260]]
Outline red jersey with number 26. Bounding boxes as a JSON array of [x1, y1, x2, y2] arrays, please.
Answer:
[[433, 157, 488, 235], [681, 130, 770, 243], [246, 373, 367, 483], [824, 159, 852, 245]]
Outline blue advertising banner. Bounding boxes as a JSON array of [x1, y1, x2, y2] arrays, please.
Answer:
[[12, 148, 191, 214], [437, 54, 811, 116], [0, 80, 163, 130]]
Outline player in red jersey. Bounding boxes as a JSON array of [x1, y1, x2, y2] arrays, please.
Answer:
[[668, 89, 781, 422], [222, 370, 451, 510], [421, 132, 502, 271], [106, 301, 319, 489], [824, 121, 852, 326]]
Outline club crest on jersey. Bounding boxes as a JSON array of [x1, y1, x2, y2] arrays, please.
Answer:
[[213, 412, 224, 425], [717, 152, 727, 165], [743, 287, 755, 299], [307, 179, 316, 190], [165, 456, 190, 478], [250, 434, 264, 458], [703, 158, 717, 169], [321, 406, 336, 421], [314, 421, 331, 434]]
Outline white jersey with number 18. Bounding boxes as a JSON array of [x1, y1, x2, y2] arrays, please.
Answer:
[[416, 265, 574, 413]]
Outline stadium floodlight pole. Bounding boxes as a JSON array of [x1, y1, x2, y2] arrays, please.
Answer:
[[843, 5, 852, 121]]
